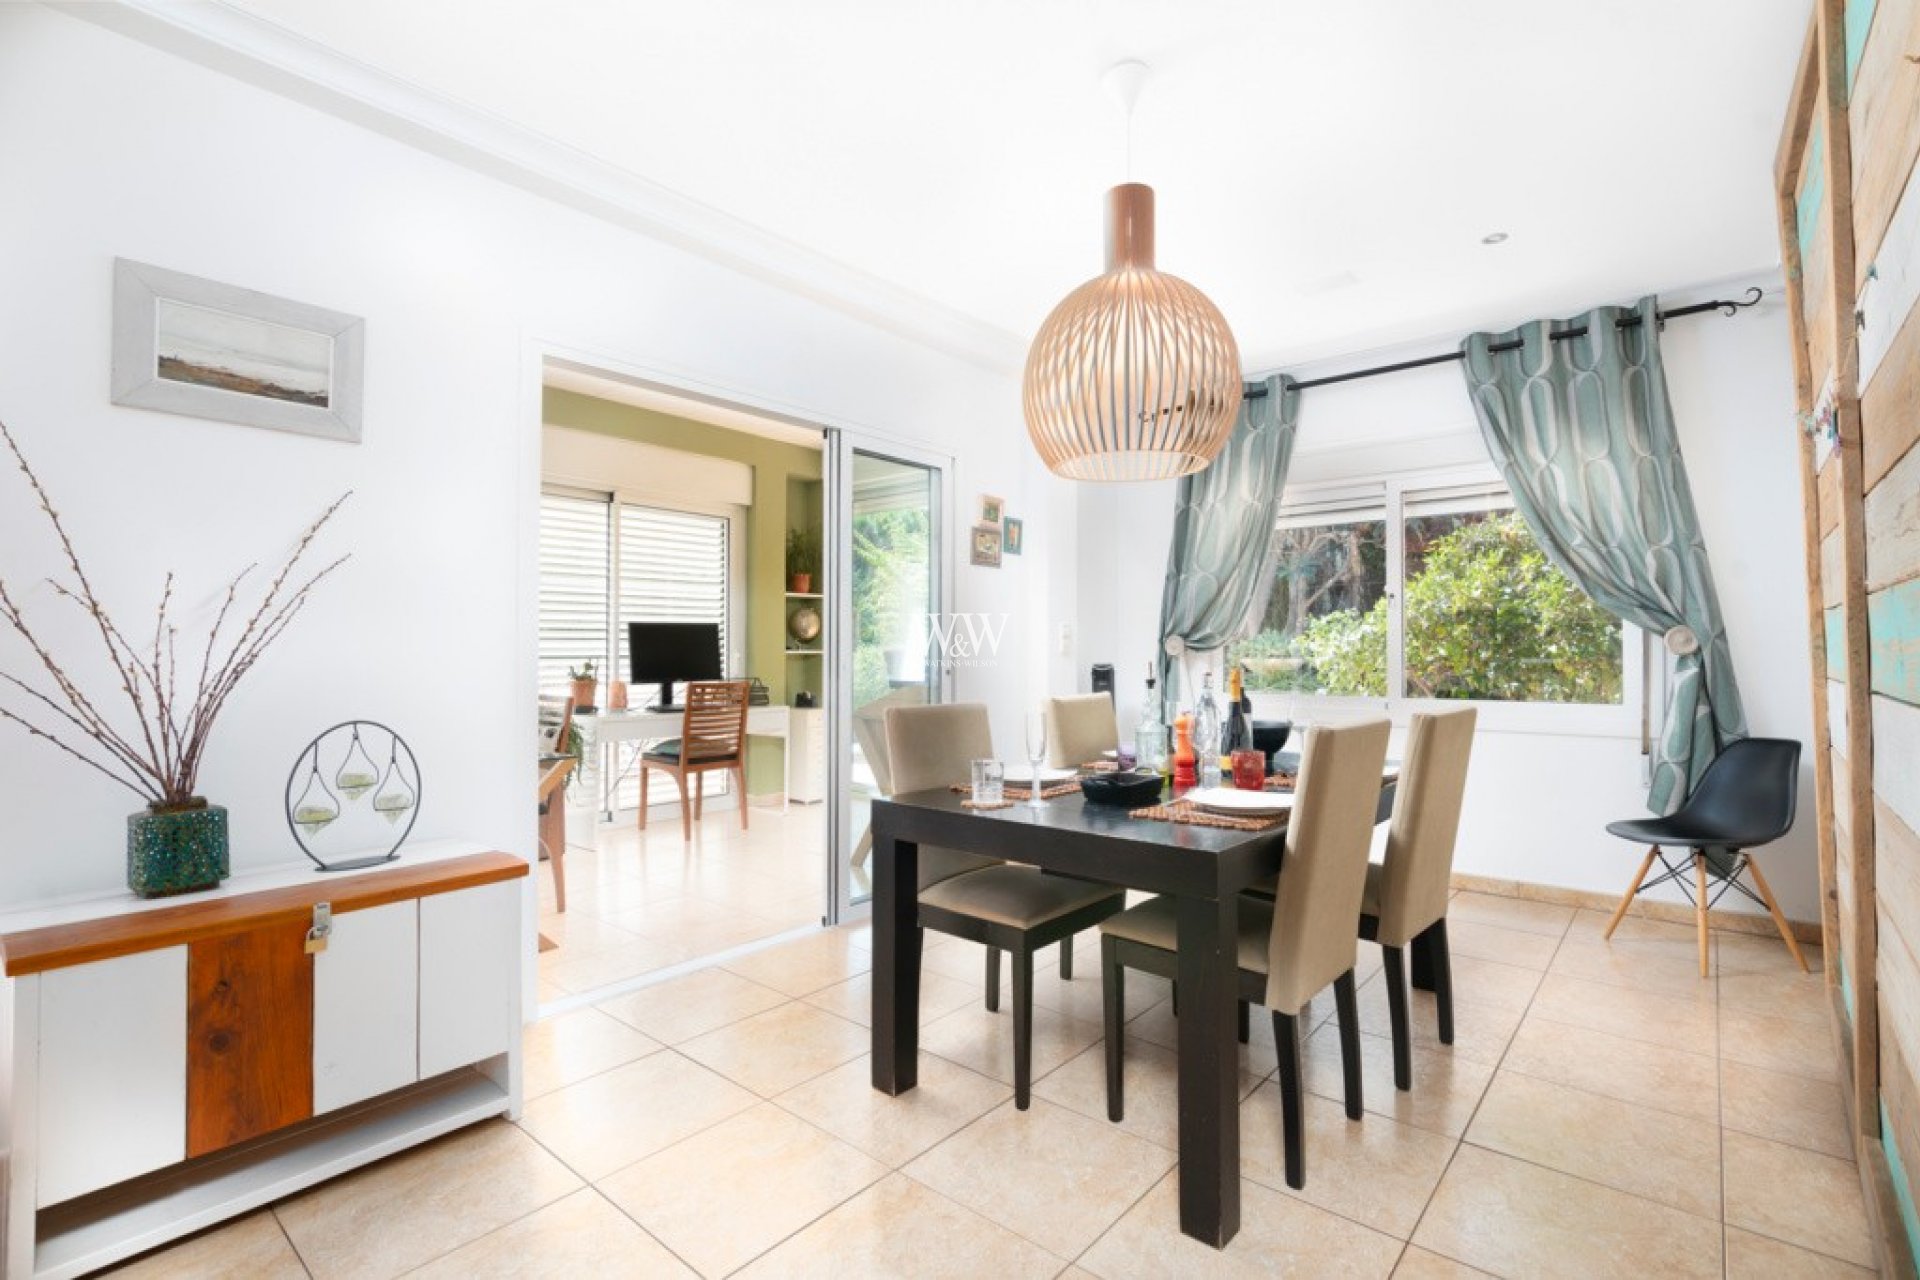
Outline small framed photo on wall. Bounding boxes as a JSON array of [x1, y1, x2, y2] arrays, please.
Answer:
[[1003, 517, 1024, 555], [979, 494, 1005, 525], [970, 522, 1003, 567]]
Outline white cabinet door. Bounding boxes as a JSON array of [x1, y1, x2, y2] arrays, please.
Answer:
[[418, 881, 520, 1077], [37, 948, 186, 1206], [313, 901, 419, 1114]]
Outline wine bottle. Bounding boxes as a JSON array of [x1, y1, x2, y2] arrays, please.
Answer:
[[1225, 665, 1251, 757]]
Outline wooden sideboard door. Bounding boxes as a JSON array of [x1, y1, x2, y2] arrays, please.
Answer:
[[185, 921, 314, 1158]]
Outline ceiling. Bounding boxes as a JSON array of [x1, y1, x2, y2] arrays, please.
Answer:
[[220, 0, 1809, 370]]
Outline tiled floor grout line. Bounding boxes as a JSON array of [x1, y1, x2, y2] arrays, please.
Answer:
[[267, 1205, 317, 1279]]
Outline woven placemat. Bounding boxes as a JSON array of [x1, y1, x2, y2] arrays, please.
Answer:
[[962, 797, 1015, 811], [952, 780, 1083, 802], [1129, 798, 1288, 832], [1263, 773, 1297, 792]]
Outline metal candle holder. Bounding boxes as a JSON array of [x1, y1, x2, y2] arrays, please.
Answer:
[[285, 720, 421, 871]]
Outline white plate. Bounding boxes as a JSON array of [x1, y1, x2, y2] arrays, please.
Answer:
[[1186, 788, 1294, 817], [1004, 765, 1078, 785]]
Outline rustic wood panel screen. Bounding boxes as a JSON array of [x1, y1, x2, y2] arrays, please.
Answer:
[[1776, 1, 1920, 1271]]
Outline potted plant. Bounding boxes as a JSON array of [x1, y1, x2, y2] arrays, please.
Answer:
[[568, 660, 599, 712], [786, 527, 820, 594], [0, 419, 347, 897]]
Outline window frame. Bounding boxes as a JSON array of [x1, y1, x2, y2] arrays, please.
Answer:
[[1245, 464, 1644, 739]]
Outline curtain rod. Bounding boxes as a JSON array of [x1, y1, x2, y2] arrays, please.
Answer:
[[1244, 287, 1766, 396]]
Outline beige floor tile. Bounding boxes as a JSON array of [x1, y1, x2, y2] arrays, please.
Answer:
[[920, 1001, 1105, 1088], [722, 929, 871, 997], [618, 910, 799, 957], [1078, 1171, 1402, 1278], [1720, 1005, 1842, 1083], [516, 1051, 758, 1180], [800, 968, 980, 1029], [598, 1103, 888, 1277], [732, 1173, 1064, 1279], [1034, 1035, 1262, 1151], [1428, 952, 1546, 1011], [540, 937, 692, 993], [108, 1211, 304, 1280], [522, 1007, 662, 1100], [1391, 1246, 1493, 1278], [1502, 1018, 1718, 1121], [408, 1188, 692, 1278], [1526, 971, 1717, 1055], [1352, 983, 1523, 1067], [1722, 1130, 1875, 1268], [1551, 914, 1718, 993], [775, 1053, 1012, 1167], [1719, 964, 1831, 1025], [1411, 1144, 1721, 1279], [535, 910, 658, 953], [1029, 958, 1171, 1024], [1446, 892, 1574, 938], [1562, 905, 1701, 947], [678, 1001, 868, 1097], [1465, 1071, 1721, 1218], [596, 967, 788, 1044], [1720, 1058, 1853, 1159], [1441, 919, 1562, 971], [1239, 1086, 1456, 1239], [1723, 1225, 1875, 1278], [904, 1098, 1173, 1258], [1301, 1022, 1495, 1139], [274, 1121, 581, 1279], [1124, 995, 1304, 1077], [1717, 928, 1823, 978]]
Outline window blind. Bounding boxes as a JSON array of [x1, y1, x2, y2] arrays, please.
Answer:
[[615, 504, 729, 694], [537, 491, 611, 694]]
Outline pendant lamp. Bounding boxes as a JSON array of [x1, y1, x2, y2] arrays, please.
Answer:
[[1021, 63, 1242, 482]]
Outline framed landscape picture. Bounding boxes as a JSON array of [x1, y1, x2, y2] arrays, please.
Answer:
[[111, 258, 364, 442], [970, 522, 1003, 567]]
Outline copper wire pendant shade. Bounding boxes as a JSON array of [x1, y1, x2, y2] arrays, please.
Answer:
[[1022, 182, 1242, 482]]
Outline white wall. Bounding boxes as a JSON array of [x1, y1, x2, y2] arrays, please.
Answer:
[[0, 7, 1056, 905], [1077, 280, 1822, 922]]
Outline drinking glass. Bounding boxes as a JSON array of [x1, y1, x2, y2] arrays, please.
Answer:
[[970, 758, 1004, 806], [1231, 748, 1267, 791], [1024, 712, 1049, 807]]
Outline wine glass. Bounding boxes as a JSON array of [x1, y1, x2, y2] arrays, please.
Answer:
[[1024, 711, 1049, 807]]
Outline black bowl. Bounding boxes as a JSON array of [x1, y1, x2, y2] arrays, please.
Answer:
[[1080, 771, 1165, 808]]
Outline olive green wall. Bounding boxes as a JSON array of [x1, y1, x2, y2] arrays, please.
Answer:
[[543, 387, 823, 795]]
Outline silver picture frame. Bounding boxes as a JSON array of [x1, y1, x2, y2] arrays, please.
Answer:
[[111, 258, 364, 442]]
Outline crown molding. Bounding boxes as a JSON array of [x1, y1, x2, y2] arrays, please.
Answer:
[[55, 0, 1028, 376]]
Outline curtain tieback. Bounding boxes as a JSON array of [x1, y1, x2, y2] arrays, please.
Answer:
[[1663, 625, 1700, 656]]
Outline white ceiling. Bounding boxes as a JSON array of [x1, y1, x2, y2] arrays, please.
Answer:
[[220, 0, 1809, 370]]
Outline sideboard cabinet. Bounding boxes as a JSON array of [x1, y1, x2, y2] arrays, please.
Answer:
[[0, 842, 526, 1279]]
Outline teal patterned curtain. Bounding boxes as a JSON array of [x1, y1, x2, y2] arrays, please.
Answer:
[[1155, 374, 1301, 708], [1460, 297, 1746, 813]]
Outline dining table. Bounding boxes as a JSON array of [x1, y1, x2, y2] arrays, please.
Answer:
[[867, 768, 1403, 1248]]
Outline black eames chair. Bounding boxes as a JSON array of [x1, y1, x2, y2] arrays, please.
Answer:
[[1602, 737, 1806, 977]]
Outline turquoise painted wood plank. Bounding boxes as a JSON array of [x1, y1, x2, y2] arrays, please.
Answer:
[[1882, 1100, 1920, 1271], [1870, 577, 1920, 705], [1828, 604, 1849, 679], [1846, 0, 1878, 90], [1799, 121, 1827, 256]]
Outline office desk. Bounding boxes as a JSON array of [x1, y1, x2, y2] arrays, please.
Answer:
[[575, 705, 792, 824]]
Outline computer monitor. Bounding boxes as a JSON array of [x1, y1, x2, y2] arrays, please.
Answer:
[[628, 621, 723, 711]]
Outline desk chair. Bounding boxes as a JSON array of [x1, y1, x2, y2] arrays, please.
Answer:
[[537, 694, 574, 910], [639, 680, 751, 841]]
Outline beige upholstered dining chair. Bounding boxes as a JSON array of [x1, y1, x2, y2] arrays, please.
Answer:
[[886, 702, 1127, 1109], [1044, 693, 1119, 768], [1099, 716, 1392, 1189], [1363, 707, 1476, 1092], [638, 680, 750, 840]]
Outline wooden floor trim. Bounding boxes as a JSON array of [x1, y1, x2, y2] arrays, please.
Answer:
[[1451, 871, 1824, 944]]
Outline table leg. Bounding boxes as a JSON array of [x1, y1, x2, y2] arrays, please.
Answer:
[[1175, 893, 1241, 1247], [871, 818, 922, 1095]]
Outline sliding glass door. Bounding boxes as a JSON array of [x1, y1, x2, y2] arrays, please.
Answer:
[[826, 436, 949, 919]]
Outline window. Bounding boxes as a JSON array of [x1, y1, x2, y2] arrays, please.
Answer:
[[1232, 475, 1625, 713], [538, 486, 736, 810]]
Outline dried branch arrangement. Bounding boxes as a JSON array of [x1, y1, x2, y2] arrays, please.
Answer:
[[0, 417, 349, 810]]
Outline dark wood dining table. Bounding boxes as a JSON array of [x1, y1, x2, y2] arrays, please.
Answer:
[[868, 778, 1399, 1248]]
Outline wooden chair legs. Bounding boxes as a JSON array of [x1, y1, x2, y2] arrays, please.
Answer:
[[1746, 857, 1810, 973], [1381, 944, 1412, 1092], [1605, 845, 1659, 939], [1060, 938, 1073, 980], [1012, 948, 1034, 1109], [1101, 934, 1125, 1121], [1694, 852, 1710, 978], [985, 946, 1000, 1012], [736, 761, 749, 831], [1428, 919, 1454, 1046], [1237, 999, 1251, 1045], [1333, 970, 1363, 1119], [677, 770, 692, 840], [1273, 1009, 1305, 1189]]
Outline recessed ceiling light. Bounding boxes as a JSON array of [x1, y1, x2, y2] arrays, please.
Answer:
[[1481, 231, 1510, 245]]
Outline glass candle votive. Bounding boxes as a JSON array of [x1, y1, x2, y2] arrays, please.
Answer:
[[970, 758, 1004, 805]]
